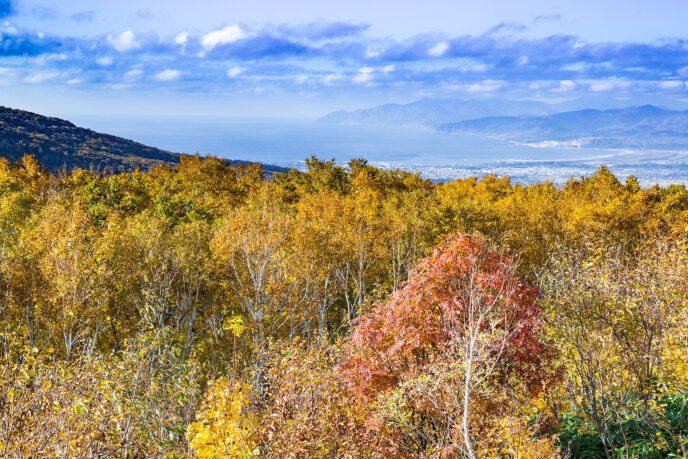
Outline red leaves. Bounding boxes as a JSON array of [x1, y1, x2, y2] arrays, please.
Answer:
[[340, 233, 554, 400]]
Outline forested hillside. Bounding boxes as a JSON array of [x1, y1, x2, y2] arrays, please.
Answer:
[[0, 106, 182, 172], [0, 107, 289, 175], [1, 154, 687, 457]]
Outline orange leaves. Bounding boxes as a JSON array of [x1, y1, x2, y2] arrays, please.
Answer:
[[255, 342, 381, 457], [339, 233, 557, 455], [342, 234, 551, 400]]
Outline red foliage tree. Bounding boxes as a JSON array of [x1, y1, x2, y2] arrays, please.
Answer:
[[340, 233, 557, 456]]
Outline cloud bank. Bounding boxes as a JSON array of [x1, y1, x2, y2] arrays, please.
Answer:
[[1, 18, 687, 103]]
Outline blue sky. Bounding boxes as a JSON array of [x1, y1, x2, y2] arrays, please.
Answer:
[[2, 0, 688, 119]]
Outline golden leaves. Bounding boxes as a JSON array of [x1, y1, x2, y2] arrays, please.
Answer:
[[186, 377, 259, 458]]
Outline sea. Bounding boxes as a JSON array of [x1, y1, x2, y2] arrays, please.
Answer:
[[76, 116, 688, 186]]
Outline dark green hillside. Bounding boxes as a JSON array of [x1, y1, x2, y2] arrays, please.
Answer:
[[0, 106, 182, 172], [0, 106, 288, 174]]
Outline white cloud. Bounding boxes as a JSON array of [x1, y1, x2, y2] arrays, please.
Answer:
[[518, 55, 529, 65], [596, 80, 632, 91], [562, 62, 587, 72], [295, 75, 309, 84], [96, 56, 113, 66], [365, 45, 386, 59], [466, 79, 506, 93], [428, 41, 449, 57], [351, 65, 394, 84], [322, 74, 342, 85], [24, 72, 60, 84], [461, 63, 486, 72], [124, 68, 143, 82], [353, 67, 375, 84], [31, 53, 67, 65], [659, 80, 685, 89], [1, 25, 17, 35], [227, 66, 247, 78], [552, 80, 576, 92], [155, 69, 180, 81], [590, 81, 616, 92], [202, 25, 245, 50], [108, 30, 139, 52], [67, 78, 83, 85], [175, 32, 189, 46]]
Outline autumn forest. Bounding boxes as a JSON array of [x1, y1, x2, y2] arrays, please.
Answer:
[[1, 154, 687, 457]]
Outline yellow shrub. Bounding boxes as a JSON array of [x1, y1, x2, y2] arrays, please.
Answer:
[[187, 377, 259, 458]]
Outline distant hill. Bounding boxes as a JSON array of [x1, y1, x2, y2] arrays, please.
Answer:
[[321, 96, 688, 130], [321, 98, 553, 127], [438, 105, 688, 150], [0, 106, 288, 174]]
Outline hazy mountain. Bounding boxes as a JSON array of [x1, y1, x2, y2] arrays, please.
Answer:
[[0, 106, 287, 174], [321, 96, 688, 130], [321, 98, 554, 127], [438, 105, 688, 150], [550, 96, 688, 113]]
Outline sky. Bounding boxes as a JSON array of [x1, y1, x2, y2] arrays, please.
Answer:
[[2, 0, 688, 119]]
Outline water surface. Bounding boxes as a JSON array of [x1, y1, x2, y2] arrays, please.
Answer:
[[74, 116, 688, 185], [78, 117, 611, 167]]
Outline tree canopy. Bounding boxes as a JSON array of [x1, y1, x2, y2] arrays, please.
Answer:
[[0, 154, 687, 457]]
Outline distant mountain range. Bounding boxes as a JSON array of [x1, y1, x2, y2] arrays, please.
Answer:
[[321, 98, 554, 127], [439, 105, 688, 150], [321, 97, 688, 127], [322, 98, 688, 151], [0, 106, 287, 174]]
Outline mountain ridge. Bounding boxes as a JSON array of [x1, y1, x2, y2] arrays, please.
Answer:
[[438, 105, 688, 150], [320, 98, 554, 127], [321, 97, 688, 129], [0, 106, 288, 174]]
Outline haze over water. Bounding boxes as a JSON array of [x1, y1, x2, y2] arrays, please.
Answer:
[[77, 116, 685, 185], [78, 116, 613, 164]]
